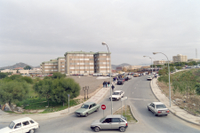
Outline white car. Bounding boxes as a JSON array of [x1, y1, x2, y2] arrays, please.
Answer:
[[0, 117, 39, 133], [147, 76, 153, 80], [147, 102, 170, 116], [109, 90, 124, 101]]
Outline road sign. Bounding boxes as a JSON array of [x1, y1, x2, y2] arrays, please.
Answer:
[[101, 104, 106, 110]]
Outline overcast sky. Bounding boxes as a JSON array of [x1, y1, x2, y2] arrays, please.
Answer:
[[0, 0, 200, 67]]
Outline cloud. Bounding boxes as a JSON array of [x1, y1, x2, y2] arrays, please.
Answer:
[[0, 0, 200, 67]]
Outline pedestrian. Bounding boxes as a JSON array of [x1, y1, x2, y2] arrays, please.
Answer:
[[103, 81, 105, 87], [107, 81, 110, 87], [111, 84, 115, 91], [105, 81, 107, 88]]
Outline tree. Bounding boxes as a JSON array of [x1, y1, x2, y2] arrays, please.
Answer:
[[24, 66, 32, 70], [52, 72, 66, 79], [51, 78, 80, 106], [34, 77, 80, 106], [0, 72, 8, 79], [0, 81, 29, 106], [33, 79, 53, 106], [195, 84, 200, 95]]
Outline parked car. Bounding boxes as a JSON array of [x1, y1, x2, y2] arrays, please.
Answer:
[[117, 79, 125, 85], [0, 117, 39, 133], [109, 90, 124, 101], [147, 102, 169, 116], [90, 115, 128, 132], [147, 76, 153, 80], [75, 102, 100, 117]]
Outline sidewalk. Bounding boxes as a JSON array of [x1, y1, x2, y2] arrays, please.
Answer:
[[0, 87, 110, 122], [151, 78, 200, 126]]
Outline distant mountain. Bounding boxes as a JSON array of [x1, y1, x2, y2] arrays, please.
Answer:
[[112, 63, 131, 70], [0, 62, 33, 70]]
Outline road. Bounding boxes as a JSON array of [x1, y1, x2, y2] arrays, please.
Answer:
[[1, 76, 200, 133]]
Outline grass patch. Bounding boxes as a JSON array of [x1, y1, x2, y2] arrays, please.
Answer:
[[16, 98, 81, 113], [114, 105, 137, 123]]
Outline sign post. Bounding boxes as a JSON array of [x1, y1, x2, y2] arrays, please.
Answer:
[[121, 97, 128, 116], [68, 94, 70, 113], [101, 104, 106, 117]]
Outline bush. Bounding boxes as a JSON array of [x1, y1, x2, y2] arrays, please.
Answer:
[[22, 77, 33, 84]]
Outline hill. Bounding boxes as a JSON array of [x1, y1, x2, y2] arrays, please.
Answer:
[[0, 62, 33, 70], [112, 63, 131, 70]]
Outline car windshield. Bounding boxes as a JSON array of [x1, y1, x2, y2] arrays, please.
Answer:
[[156, 104, 166, 108], [113, 92, 120, 95], [81, 104, 89, 109], [100, 117, 106, 122], [9, 121, 15, 129], [121, 115, 127, 120]]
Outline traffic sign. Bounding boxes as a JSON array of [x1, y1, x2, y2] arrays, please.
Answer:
[[101, 104, 106, 110]]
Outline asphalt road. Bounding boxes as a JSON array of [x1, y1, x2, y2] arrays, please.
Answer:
[[1, 76, 200, 133]]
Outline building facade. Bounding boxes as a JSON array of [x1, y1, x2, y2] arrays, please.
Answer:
[[173, 54, 187, 63], [64, 51, 94, 75], [41, 51, 111, 75], [94, 52, 111, 74], [153, 60, 166, 65]]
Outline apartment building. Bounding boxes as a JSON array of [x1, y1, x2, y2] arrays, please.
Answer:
[[64, 51, 94, 75], [173, 54, 187, 63], [41, 59, 58, 75], [94, 52, 111, 74], [57, 57, 65, 74], [41, 51, 111, 75]]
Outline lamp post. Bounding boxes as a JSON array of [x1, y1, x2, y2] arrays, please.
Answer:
[[102, 42, 113, 115], [153, 52, 171, 107], [143, 56, 153, 74]]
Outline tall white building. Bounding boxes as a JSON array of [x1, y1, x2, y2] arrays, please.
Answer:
[[173, 54, 187, 63]]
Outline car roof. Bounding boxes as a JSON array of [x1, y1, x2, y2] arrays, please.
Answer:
[[152, 102, 164, 105], [105, 115, 124, 118], [12, 117, 33, 123], [114, 90, 122, 92], [84, 102, 95, 105]]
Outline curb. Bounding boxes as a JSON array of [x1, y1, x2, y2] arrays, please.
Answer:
[[150, 78, 200, 126]]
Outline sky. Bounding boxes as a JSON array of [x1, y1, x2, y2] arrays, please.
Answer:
[[0, 0, 200, 67]]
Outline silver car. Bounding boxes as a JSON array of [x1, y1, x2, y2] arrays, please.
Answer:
[[147, 102, 170, 116], [90, 115, 128, 132]]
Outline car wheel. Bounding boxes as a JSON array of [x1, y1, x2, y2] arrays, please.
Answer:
[[94, 126, 100, 132], [153, 112, 157, 116], [165, 114, 168, 116], [148, 107, 150, 111], [119, 126, 126, 132], [29, 129, 35, 133], [85, 113, 88, 117], [95, 108, 99, 112]]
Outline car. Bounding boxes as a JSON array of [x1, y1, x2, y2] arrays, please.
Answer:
[[75, 102, 100, 117], [147, 76, 153, 80], [0, 117, 39, 133], [90, 115, 128, 132], [117, 79, 124, 85], [109, 90, 124, 101], [147, 102, 170, 116]]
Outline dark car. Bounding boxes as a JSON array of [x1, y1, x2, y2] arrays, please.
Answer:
[[117, 79, 125, 85]]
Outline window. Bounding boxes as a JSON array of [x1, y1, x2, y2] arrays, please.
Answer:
[[23, 121, 29, 126], [14, 123, 21, 129], [103, 118, 111, 123], [112, 118, 120, 122], [30, 120, 34, 124]]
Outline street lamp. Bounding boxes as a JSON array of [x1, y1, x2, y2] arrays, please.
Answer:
[[102, 42, 113, 115], [153, 52, 171, 107], [143, 56, 153, 74]]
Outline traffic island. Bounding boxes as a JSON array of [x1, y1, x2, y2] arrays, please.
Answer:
[[114, 105, 137, 123]]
